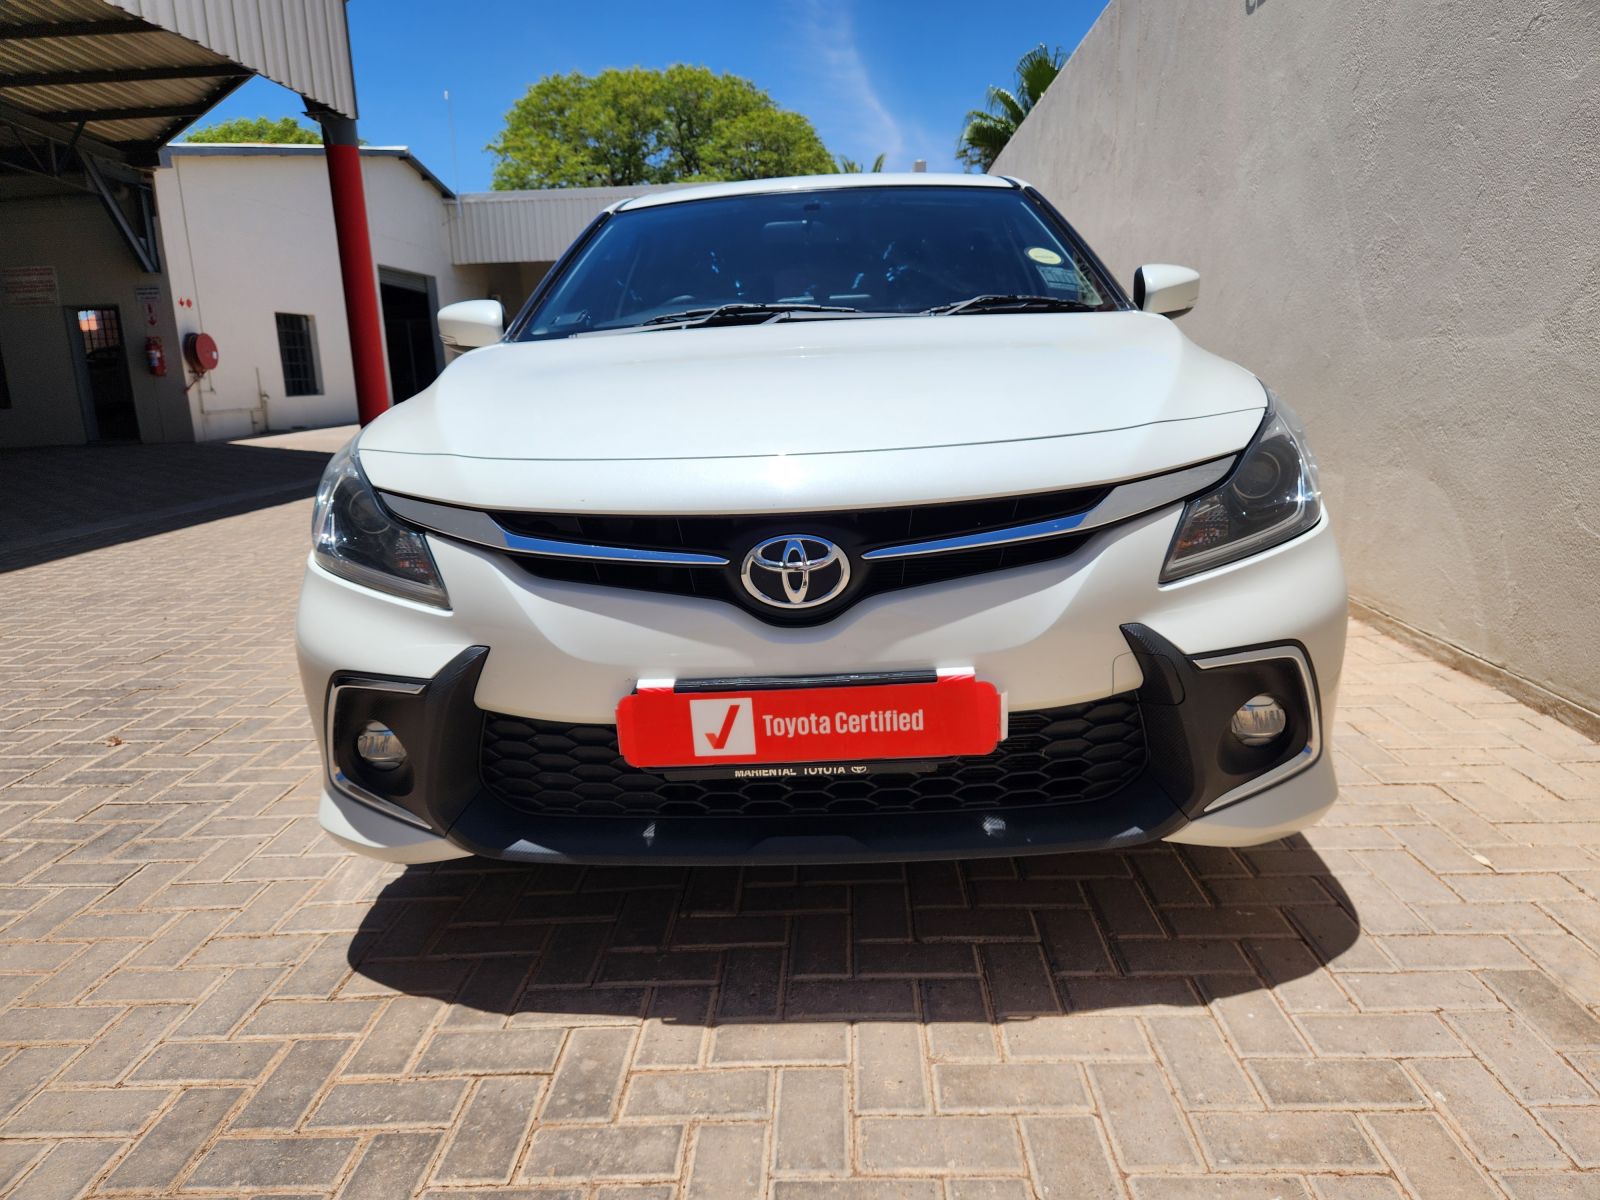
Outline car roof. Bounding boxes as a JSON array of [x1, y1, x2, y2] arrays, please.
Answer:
[[613, 172, 1018, 212]]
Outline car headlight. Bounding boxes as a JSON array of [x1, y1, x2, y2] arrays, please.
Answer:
[[1161, 391, 1322, 582], [311, 440, 450, 608]]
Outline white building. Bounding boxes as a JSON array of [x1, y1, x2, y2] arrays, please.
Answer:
[[154, 147, 677, 439], [0, 0, 360, 450], [4, 122, 672, 446], [157, 144, 477, 440]]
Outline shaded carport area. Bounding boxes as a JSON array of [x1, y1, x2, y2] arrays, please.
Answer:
[[0, 0, 388, 451], [0, 425, 352, 571], [0, 1, 258, 271]]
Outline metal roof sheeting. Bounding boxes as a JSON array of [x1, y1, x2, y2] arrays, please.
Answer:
[[106, 0, 355, 118], [0, 0, 353, 161], [1, 2, 225, 155], [447, 185, 688, 265]]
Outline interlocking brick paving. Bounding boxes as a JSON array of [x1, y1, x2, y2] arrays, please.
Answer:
[[2, 462, 1599, 1197], [0, 427, 348, 571]]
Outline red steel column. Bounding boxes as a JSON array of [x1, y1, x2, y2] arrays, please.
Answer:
[[311, 108, 389, 425]]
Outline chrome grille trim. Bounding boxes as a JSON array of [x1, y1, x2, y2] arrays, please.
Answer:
[[379, 455, 1233, 567], [378, 494, 730, 566], [864, 456, 1233, 560]]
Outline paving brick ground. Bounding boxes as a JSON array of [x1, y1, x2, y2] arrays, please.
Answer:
[[0, 432, 340, 569], [3, 442, 1600, 1197]]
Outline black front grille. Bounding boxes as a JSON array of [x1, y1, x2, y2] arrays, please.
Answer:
[[495, 484, 1108, 624], [514, 533, 1092, 613], [493, 485, 1107, 551], [480, 694, 1147, 820]]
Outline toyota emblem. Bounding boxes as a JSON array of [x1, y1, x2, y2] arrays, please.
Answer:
[[739, 535, 851, 609]]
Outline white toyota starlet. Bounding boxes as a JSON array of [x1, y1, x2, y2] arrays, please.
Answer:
[[297, 173, 1346, 865]]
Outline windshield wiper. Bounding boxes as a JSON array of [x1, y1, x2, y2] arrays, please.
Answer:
[[636, 302, 861, 330], [923, 294, 1097, 316]]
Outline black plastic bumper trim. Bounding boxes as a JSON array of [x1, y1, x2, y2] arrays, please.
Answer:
[[324, 647, 490, 835], [1119, 623, 1321, 814], [320, 627, 1319, 865], [444, 779, 1187, 865]]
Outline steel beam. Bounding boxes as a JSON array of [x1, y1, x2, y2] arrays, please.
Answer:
[[0, 97, 130, 162], [32, 103, 211, 123], [0, 64, 248, 88], [0, 19, 156, 41], [81, 154, 160, 274]]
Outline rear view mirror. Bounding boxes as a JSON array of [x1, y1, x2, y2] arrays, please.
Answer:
[[1133, 264, 1200, 319], [438, 299, 504, 350]]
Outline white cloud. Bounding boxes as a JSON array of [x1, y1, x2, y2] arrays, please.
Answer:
[[792, 0, 920, 168]]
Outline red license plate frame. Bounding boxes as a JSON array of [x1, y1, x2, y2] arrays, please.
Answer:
[[615, 673, 1003, 770]]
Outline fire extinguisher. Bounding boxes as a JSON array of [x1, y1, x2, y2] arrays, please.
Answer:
[[145, 337, 166, 377]]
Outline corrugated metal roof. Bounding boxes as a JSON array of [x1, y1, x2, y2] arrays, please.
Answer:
[[447, 184, 690, 265], [0, 0, 354, 164], [108, 0, 355, 119]]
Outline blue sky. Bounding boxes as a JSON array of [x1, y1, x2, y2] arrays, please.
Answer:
[[193, 0, 1110, 192]]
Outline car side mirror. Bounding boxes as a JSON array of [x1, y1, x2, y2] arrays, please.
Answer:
[[438, 299, 504, 350], [1132, 264, 1200, 319]]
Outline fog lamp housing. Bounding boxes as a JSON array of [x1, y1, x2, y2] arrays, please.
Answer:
[[1230, 695, 1287, 746], [355, 721, 407, 770]]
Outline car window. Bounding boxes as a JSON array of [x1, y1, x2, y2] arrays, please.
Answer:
[[518, 185, 1120, 339]]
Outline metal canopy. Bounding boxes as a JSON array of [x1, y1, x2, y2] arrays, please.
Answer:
[[2, 2, 245, 163], [1, 0, 357, 277], [0, 0, 355, 166]]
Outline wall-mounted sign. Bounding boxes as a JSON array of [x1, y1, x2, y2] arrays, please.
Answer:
[[135, 284, 162, 328], [1, 266, 59, 307]]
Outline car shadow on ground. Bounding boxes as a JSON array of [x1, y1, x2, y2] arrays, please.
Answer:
[[0, 440, 334, 571], [343, 835, 1358, 1022]]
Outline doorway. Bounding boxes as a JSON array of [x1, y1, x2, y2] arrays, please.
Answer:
[[66, 305, 139, 441], [378, 269, 442, 403]]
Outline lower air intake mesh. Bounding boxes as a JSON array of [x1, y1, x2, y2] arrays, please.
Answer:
[[480, 694, 1146, 819]]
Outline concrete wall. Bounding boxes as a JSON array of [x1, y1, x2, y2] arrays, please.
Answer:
[[156, 149, 486, 440], [0, 188, 193, 448], [994, 0, 1600, 716], [481, 261, 555, 320]]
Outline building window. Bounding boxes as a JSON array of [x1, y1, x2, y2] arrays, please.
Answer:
[[275, 313, 320, 396], [77, 307, 123, 353]]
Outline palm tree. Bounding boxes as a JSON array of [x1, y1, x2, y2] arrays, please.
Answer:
[[836, 153, 887, 173], [957, 44, 1065, 171]]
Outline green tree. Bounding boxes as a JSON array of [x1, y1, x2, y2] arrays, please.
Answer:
[[488, 65, 833, 189], [836, 153, 887, 173], [182, 115, 323, 144], [957, 44, 1065, 171], [700, 110, 834, 182]]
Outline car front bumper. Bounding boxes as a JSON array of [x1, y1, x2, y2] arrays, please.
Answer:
[[298, 505, 1347, 863]]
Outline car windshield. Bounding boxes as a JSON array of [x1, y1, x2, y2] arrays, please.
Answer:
[[516, 184, 1122, 340]]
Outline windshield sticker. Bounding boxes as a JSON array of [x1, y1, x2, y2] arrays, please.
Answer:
[[1026, 246, 1063, 265], [1034, 264, 1079, 291]]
